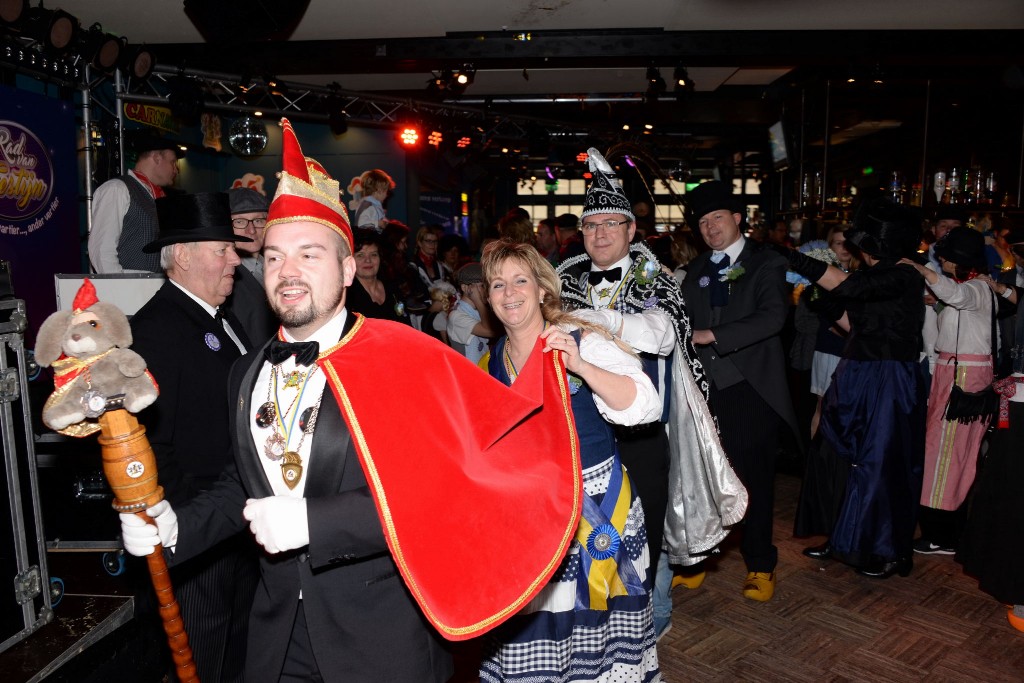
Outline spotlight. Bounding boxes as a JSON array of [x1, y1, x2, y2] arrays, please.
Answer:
[[122, 45, 156, 80], [399, 125, 420, 147], [646, 65, 666, 93], [428, 130, 443, 147], [326, 96, 347, 135], [0, 0, 28, 26], [673, 65, 695, 95], [456, 136, 471, 149], [23, 7, 79, 53], [455, 65, 475, 86], [81, 25, 124, 72]]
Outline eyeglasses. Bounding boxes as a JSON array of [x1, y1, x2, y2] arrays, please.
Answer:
[[580, 219, 631, 233], [232, 217, 267, 231]]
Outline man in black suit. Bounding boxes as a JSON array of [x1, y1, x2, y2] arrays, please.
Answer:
[[225, 187, 278, 345], [681, 181, 798, 602], [128, 191, 259, 682], [121, 120, 583, 682]]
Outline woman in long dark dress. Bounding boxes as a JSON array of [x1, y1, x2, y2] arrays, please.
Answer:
[[785, 199, 928, 578]]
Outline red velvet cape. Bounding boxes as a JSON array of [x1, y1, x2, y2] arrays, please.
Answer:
[[320, 315, 581, 640]]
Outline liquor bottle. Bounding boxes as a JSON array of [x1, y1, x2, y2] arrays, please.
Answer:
[[949, 167, 961, 203], [933, 170, 946, 203], [985, 172, 997, 205], [889, 171, 903, 204], [910, 183, 922, 207]]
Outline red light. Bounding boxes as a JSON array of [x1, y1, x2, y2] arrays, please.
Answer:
[[583, 172, 592, 179], [457, 136, 471, 148], [400, 127, 419, 146], [428, 130, 443, 147], [576, 151, 588, 162]]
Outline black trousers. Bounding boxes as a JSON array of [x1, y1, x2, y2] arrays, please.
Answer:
[[709, 380, 781, 573], [616, 425, 670, 585], [170, 534, 258, 683]]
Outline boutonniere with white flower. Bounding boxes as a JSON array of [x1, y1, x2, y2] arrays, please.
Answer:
[[719, 262, 745, 282], [633, 258, 660, 286]]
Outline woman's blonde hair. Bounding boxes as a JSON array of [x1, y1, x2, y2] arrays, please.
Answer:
[[480, 239, 634, 355]]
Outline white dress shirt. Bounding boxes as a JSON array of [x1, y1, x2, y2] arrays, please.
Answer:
[[249, 309, 347, 497]]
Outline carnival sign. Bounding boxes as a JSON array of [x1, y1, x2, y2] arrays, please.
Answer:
[[0, 120, 54, 224], [124, 102, 180, 134]]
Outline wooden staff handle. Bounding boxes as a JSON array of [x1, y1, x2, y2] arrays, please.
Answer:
[[98, 409, 199, 683]]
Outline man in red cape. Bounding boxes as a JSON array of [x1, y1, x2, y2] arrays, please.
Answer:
[[120, 119, 581, 683]]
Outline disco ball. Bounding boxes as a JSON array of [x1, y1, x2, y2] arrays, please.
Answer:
[[228, 116, 268, 156]]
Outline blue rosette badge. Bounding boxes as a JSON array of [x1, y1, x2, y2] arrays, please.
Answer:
[[586, 523, 622, 560]]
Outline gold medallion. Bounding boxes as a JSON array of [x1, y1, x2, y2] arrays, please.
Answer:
[[283, 370, 305, 388], [281, 451, 303, 489]]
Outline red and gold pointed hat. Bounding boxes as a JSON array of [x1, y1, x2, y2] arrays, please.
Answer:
[[72, 278, 99, 313], [265, 118, 353, 252]]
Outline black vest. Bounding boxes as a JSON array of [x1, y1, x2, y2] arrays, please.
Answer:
[[117, 175, 161, 272]]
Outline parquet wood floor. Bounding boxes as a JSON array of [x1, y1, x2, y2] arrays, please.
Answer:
[[657, 472, 1024, 682]]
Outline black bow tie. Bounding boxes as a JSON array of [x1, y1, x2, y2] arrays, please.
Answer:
[[588, 267, 622, 286], [266, 339, 320, 367]]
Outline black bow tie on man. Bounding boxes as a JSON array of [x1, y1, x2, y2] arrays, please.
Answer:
[[266, 339, 320, 367], [588, 267, 622, 286]]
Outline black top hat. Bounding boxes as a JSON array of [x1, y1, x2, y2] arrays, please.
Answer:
[[933, 226, 988, 271], [846, 197, 922, 260], [131, 132, 186, 158], [933, 205, 967, 224], [143, 192, 253, 253], [685, 181, 740, 224]]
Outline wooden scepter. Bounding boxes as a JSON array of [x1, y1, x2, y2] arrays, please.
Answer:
[[97, 402, 198, 683], [37, 280, 197, 681]]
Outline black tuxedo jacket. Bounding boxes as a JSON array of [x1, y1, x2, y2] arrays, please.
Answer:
[[130, 280, 251, 504], [226, 262, 278, 347], [682, 239, 798, 438], [171, 314, 452, 683]]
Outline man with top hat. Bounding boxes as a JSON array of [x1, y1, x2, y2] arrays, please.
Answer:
[[558, 150, 746, 637], [119, 119, 585, 682], [225, 186, 278, 345], [680, 180, 798, 602], [126, 191, 258, 682], [89, 135, 184, 273]]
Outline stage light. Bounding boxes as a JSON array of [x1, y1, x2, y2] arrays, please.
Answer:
[[400, 126, 420, 146], [576, 151, 588, 162], [122, 44, 155, 80], [456, 136, 471, 148], [646, 65, 665, 94], [673, 66, 692, 90], [0, 0, 28, 26], [23, 7, 79, 53], [325, 90, 347, 135], [82, 24, 123, 72], [454, 65, 475, 86], [428, 130, 443, 147]]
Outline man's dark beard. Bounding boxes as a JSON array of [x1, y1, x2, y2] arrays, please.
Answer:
[[271, 281, 345, 330]]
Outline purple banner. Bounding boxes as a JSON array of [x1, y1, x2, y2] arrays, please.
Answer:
[[0, 85, 80, 346]]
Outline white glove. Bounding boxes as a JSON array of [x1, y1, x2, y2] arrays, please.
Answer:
[[572, 308, 623, 335], [243, 497, 309, 554], [119, 500, 178, 556]]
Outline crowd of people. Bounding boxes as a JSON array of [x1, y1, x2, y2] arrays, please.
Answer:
[[87, 123, 1024, 682]]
